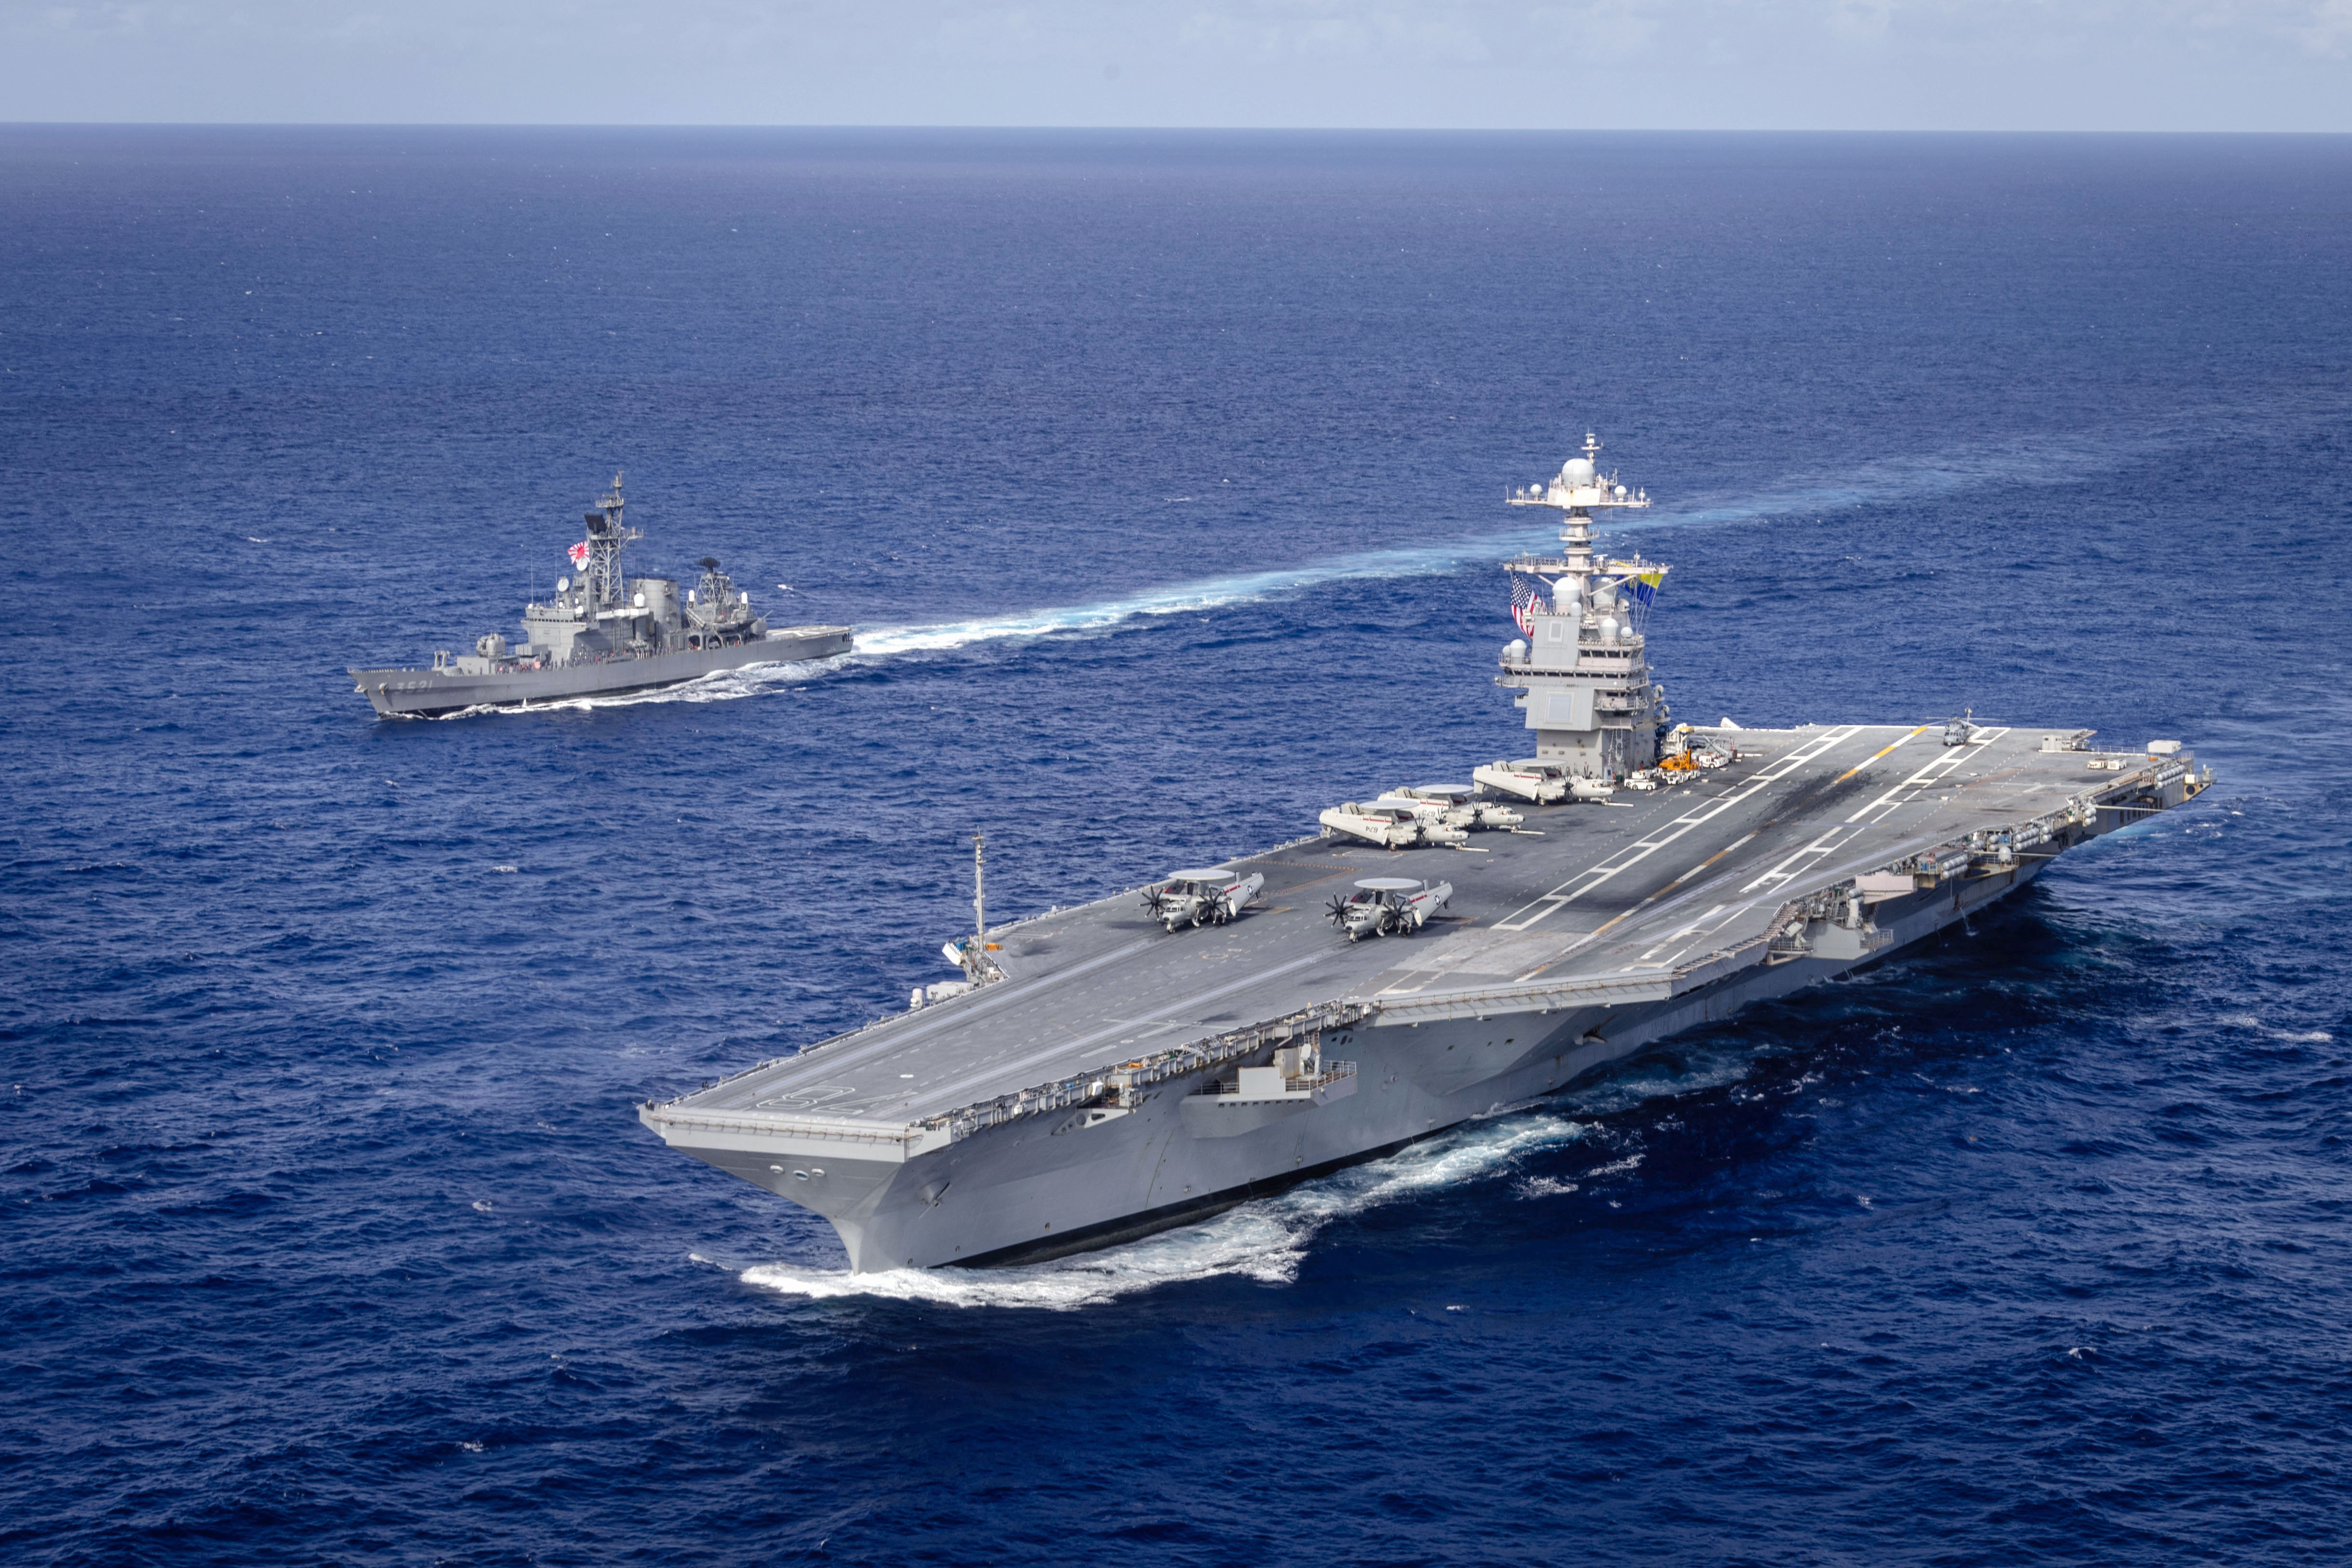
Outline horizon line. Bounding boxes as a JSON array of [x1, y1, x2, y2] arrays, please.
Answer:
[[3, 121, 2349, 140]]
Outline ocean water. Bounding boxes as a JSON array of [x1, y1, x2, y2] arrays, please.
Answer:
[[4, 127, 2350, 1565]]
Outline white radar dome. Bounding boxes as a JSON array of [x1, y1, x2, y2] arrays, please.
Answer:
[[1505, 639, 1528, 662], [1552, 578, 1578, 610], [557, 575, 571, 592], [1601, 616, 1621, 642], [633, 590, 647, 608], [1561, 457, 1596, 486]]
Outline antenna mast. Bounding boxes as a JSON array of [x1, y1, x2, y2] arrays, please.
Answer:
[[579, 470, 642, 610]]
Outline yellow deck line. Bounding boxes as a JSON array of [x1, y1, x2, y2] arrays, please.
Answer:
[[1836, 725, 1930, 784]]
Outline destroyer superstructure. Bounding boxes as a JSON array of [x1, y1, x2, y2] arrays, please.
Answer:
[[640, 438, 2211, 1272], [350, 473, 852, 717]]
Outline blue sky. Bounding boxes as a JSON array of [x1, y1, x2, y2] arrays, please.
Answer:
[[2, 1, 2347, 129]]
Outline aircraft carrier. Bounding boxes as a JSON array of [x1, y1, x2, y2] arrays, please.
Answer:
[[639, 437, 2211, 1272], [351, 473, 852, 718]]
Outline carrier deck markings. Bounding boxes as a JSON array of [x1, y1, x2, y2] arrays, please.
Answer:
[[1844, 729, 2008, 824], [915, 949, 1336, 1110], [1491, 724, 1865, 931]]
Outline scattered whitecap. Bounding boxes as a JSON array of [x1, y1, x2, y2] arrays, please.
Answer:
[[1560, 1057, 1752, 1117]]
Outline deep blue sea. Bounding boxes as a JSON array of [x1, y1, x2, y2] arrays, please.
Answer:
[[4, 127, 2351, 1566]]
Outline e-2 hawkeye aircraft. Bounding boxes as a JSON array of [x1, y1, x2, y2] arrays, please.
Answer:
[[1141, 868, 1267, 933], [1325, 876, 1452, 941]]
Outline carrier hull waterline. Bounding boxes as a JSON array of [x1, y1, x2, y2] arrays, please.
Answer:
[[639, 437, 2210, 1272]]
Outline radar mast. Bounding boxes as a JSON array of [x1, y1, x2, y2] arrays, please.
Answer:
[[578, 471, 642, 610], [1496, 434, 1670, 780]]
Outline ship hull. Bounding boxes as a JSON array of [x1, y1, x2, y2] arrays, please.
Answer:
[[669, 856, 2043, 1271], [349, 626, 854, 717]]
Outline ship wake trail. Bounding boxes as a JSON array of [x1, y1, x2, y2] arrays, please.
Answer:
[[737, 1112, 1603, 1310], [451, 412, 2325, 715], [848, 538, 1527, 658], [847, 415, 2298, 665]]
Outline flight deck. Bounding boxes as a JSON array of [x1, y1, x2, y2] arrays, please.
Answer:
[[656, 722, 2192, 1144]]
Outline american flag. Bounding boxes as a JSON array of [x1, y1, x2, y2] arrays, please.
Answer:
[[1510, 573, 1545, 636]]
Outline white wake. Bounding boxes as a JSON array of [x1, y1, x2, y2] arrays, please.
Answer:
[[738, 1110, 1603, 1311], [430, 657, 845, 719], [430, 421, 2249, 718]]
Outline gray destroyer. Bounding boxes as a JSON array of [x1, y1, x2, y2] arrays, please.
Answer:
[[351, 474, 853, 717], [640, 436, 2212, 1272]]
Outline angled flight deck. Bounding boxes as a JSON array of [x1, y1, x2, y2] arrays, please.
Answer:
[[639, 438, 2210, 1271]]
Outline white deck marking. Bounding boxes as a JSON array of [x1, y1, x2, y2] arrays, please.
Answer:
[[704, 934, 1163, 1104], [1622, 898, 1760, 971], [913, 947, 1337, 1111], [1491, 726, 1868, 932], [1843, 729, 2005, 824], [1740, 823, 1864, 893]]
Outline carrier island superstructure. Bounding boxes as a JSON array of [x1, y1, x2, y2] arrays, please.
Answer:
[[350, 474, 853, 718], [640, 438, 2212, 1272]]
